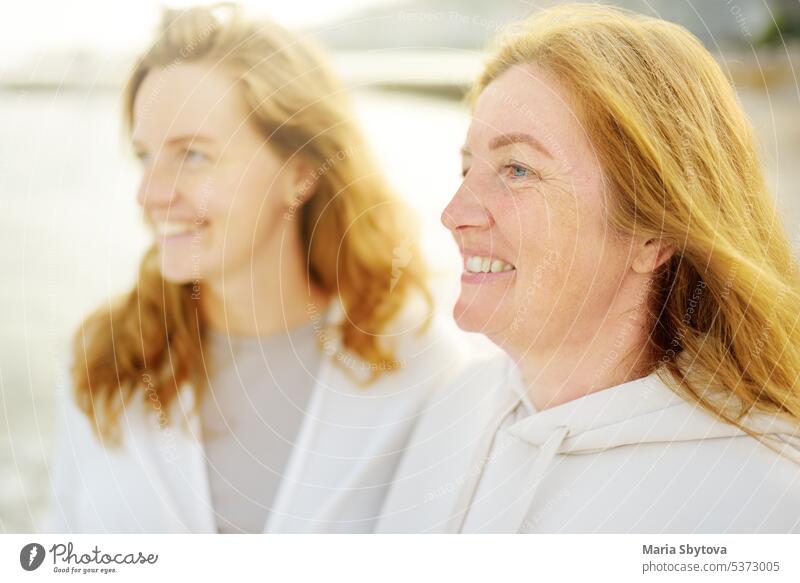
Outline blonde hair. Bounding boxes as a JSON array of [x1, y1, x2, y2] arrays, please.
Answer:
[[73, 4, 431, 443], [472, 4, 800, 435]]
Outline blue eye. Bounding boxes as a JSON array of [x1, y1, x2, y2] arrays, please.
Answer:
[[504, 163, 535, 179], [183, 149, 208, 165]]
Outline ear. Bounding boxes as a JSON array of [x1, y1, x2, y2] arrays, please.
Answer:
[[631, 237, 675, 274], [281, 155, 318, 208]]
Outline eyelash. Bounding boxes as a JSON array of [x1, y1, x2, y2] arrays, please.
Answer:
[[182, 148, 208, 165], [133, 148, 209, 167], [502, 162, 539, 181], [460, 162, 541, 181]]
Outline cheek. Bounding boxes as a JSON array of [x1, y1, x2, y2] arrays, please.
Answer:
[[214, 168, 294, 255], [201, 173, 267, 228], [510, 190, 611, 301], [232, 163, 289, 219], [491, 193, 535, 253], [495, 189, 570, 272], [175, 173, 221, 218], [551, 210, 629, 305]]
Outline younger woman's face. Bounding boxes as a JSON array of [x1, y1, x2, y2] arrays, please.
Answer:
[[132, 63, 303, 286], [442, 63, 635, 354]]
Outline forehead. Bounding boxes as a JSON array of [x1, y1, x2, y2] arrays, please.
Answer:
[[467, 63, 589, 159], [131, 63, 249, 143]]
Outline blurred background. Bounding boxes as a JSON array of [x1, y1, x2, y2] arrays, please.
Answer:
[[1, 0, 799, 532]]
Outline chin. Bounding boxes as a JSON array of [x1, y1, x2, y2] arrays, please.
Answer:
[[453, 298, 510, 336], [157, 253, 200, 284], [453, 276, 515, 331], [453, 304, 481, 332]]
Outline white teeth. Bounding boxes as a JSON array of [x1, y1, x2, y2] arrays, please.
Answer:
[[465, 255, 515, 274], [155, 221, 200, 237]]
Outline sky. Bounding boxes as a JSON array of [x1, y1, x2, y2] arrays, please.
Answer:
[[0, 0, 401, 66]]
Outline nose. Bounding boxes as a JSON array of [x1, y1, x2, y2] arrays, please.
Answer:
[[441, 178, 492, 233], [136, 158, 178, 211]]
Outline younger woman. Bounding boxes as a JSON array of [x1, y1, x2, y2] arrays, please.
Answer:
[[47, 4, 459, 533]]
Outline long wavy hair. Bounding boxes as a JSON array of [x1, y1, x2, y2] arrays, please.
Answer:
[[472, 4, 800, 436], [73, 4, 431, 443]]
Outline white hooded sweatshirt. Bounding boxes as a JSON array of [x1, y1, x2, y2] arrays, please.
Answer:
[[377, 354, 800, 533], [45, 302, 465, 534]]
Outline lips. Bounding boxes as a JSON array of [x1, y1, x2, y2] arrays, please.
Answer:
[[464, 254, 515, 274], [150, 218, 207, 239], [459, 249, 517, 285]]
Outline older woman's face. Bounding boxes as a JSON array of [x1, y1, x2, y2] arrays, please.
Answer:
[[442, 63, 634, 354]]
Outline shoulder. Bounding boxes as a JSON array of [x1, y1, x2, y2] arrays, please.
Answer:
[[708, 414, 800, 491], [632, 406, 800, 532], [51, 357, 179, 455], [375, 348, 517, 532], [389, 346, 517, 461], [665, 433, 800, 532], [424, 343, 518, 418], [322, 295, 469, 396], [51, 360, 97, 449]]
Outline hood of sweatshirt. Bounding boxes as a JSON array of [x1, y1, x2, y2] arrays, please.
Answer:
[[507, 372, 800, 452], [446, 366, 800, 533]]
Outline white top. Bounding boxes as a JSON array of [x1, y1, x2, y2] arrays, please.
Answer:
[[45, 300, 467, 533], [377, 353, 800, 533], [201, 319, 322, 533]]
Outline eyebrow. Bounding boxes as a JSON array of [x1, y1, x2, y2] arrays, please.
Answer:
[[131, 133, 216, 150], [488, 132, 554, 159]]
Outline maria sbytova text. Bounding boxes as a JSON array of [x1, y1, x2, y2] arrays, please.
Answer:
[[50, 542, 158, 565], [643, 545, 727, 557]]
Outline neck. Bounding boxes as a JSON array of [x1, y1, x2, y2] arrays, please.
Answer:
[[504, 280, 654, 410], [200, 224, 329, 337]]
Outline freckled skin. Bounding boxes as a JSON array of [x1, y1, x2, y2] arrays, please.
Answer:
[[442, 63, 635, 357]]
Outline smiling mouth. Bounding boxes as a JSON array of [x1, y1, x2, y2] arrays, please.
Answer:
[[464, 254, 516, 274], [153, 220, 206, 238]]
